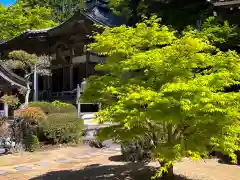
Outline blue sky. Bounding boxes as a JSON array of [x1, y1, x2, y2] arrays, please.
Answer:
[[0, 0, 16, 6]]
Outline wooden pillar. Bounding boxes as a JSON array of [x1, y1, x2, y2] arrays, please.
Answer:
[[70, 64, 73, 90], [4, 103, 8, 117], [47, 76, 50, 90], [62, 67, 66, 90], [33, 64, 38, 101], [69, 45, 74, 90], [86, 52, 90, 78], [76, 84, 81, 117], [47, 76, 51, 99]]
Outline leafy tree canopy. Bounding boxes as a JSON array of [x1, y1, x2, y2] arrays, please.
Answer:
[[0, 2, 56, 40], [82, 16, 240, 176], [5, 50, 52, 77], [18, 0, 85, 22]]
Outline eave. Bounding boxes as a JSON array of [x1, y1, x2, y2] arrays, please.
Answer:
[[213, 0, 240, 7], [0, 64, 28, 89]]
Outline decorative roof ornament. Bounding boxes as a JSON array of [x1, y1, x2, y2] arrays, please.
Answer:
[[213, 11, 218, 16], [81, 78, 87, 93]]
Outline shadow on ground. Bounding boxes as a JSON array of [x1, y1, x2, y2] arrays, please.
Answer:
[[108, 155, 125, 162], [30, 163, 192, 180]]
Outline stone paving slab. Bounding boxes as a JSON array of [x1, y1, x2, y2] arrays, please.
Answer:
[[55, 159, 73, 163], [72, 155, 92, 159], [39, 162, 49, 167], [0, 170, 8, 175], [0, 145, 121, 176], [15, 166, 32, 171]]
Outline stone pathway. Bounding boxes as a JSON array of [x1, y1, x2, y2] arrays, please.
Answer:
[[0, 145, 121, 177]]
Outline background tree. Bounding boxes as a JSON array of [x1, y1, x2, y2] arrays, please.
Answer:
[[1, 51, 52, 107], [109, 0, 212, 29], [0, 2, 56, 40], [82, 17, 240, 179], [18, 0, 85, 22]]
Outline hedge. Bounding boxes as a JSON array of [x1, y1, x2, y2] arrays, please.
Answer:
[[39, 113, 84, 144]]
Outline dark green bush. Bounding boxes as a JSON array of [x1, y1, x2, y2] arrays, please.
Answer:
[[39, 113, 84, 144], [23, 134, 40, 152]]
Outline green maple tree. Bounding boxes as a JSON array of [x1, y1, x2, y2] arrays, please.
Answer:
[[82, 16, 240, 178]]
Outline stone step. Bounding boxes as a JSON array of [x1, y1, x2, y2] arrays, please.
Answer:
[[81, 112, 116, 148]]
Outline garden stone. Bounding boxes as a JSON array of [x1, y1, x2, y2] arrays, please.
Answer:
[[72, 155, 91, 159], [15, 166, 32, 171], [39, 162, 49, 167], [55, 159, 72, 163], [0, 170, 8, 175]]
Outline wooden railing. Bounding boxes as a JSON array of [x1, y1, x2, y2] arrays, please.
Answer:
[[38, 86, 100, 114], [39, 89, 77, 103]]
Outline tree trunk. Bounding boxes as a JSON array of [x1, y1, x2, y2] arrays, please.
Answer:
[[24, 83, 31, 108], [159, 161, 174, 180]]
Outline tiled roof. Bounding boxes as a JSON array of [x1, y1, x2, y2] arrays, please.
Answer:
[[0, 0, 123, 45], [0, 29, 50, 45], [84, 0, 123, 26]]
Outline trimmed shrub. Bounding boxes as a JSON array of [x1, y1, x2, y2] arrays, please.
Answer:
[[23, 134, 39, 152], [39, 113, 84, 144], [51, 100, 76, 113], [29, 101, 58, 114], [14, 107, 47, 125], [29, 101, 76, 114]]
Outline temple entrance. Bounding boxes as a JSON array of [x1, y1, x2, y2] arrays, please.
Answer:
[[73, 64, 86, 88], [52, 68, 63, 92]]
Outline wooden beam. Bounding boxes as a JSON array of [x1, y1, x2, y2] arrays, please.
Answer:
[[86, 51, 90, 77], [213, 0, 240, 7]]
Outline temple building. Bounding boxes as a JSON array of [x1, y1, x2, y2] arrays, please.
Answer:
[[212, 0, 240, 24], [0, 0, 123, 107]]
